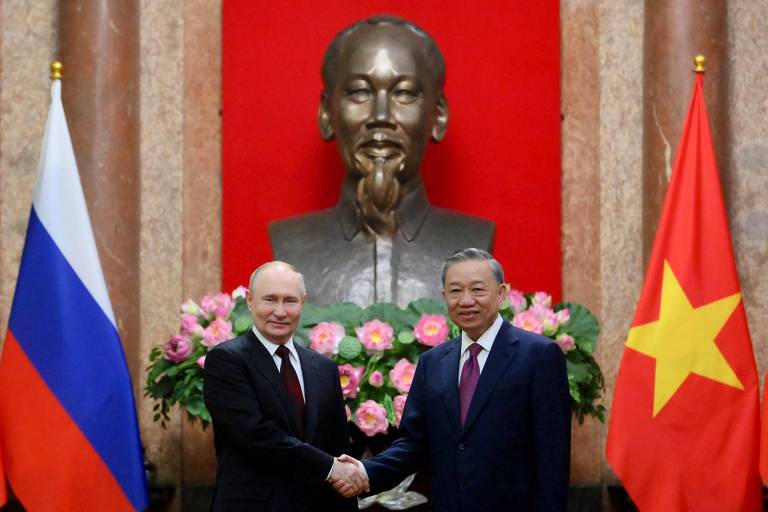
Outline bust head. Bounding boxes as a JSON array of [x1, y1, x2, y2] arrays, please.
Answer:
[[318, 16, 449, 235]]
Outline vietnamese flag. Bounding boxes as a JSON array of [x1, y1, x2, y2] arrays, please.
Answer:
[[606, 72, 762, 510]]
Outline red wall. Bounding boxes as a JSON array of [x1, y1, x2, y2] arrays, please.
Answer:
[[222, 1, 561, 300]]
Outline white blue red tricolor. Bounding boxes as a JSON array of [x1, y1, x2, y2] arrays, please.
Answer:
[[0, 80, 148, 511]]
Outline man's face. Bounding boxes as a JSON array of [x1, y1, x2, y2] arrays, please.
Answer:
[[442, 260, 505, 341], [247, 265, 306, 345], [323, 25, 444, 187]]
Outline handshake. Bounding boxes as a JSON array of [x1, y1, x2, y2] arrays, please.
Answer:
[[328, 454, 369, 497]]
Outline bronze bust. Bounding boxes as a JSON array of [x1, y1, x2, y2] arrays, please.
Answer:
[[269, 16, 494, 306]]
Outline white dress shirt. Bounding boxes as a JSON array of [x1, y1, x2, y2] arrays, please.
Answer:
[[457, 314, 503, 383], [252, 326, 306, 400]]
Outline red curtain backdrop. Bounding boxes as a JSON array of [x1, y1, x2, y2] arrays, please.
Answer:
[[222, 1, 561, 300]]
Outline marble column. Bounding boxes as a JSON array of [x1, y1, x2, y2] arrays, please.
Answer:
[[57, 0, 142, 381], [643, 0, 729, 260]]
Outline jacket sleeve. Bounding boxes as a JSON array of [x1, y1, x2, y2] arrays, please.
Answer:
[[531, 341, 571, 512], [362, 356, 429, 493], [203, 345, 334, 482]]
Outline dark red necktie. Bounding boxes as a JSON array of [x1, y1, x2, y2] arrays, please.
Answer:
[[276, 345, 305, 438], [459, 343, 483, 426]]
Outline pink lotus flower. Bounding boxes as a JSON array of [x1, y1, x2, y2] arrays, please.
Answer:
[[531, 303, 558, 336], [196, 355, 206, 369], [389, 358, 417, 394], [181, 299, 200, 316], [413, 314, 449, 347], [555, 334, 576, 352], [201, 319, 233, 347], [368, 370, 384, 388], [512, 310, 544, 334], [556, 308, 570, 326], [355, 319, 394, 352], [231, 285, 248, 299], [164, 335, 192, 362], [531, 291, 552, 308], [355, 400, 389, 436], [338, 364, 365, 399], [309, 322, 345, 356], [507, 289, 528, 314], [200, 295, 217, 317], [180, 313, 203, 337], [200, 293, 234, 319], [393, 394, 408, 427]]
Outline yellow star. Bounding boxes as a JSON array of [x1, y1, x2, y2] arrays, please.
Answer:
[[626, 260, 743, 416]]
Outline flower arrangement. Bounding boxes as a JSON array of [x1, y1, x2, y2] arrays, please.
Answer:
[[146, 287, 605, 431]]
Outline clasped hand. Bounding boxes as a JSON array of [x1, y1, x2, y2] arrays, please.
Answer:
[[328, 454, 368, 497]]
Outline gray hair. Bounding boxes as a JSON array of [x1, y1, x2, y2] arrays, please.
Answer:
[[321, 15, 446, 93], [249, 261, 306, 295], [441, 248, 504, 285]]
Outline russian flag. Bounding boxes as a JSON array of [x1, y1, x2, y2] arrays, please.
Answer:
[[0, 78, 148, 510]]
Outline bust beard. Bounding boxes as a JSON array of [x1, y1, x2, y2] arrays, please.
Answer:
[[354, 156, 404, 237]]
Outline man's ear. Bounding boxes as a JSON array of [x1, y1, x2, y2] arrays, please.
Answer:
[[431, 93, 448, 142], [318, 93, 334, 141]]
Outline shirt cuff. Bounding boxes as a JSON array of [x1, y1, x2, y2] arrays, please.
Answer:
[[325, 458, 335, 481]]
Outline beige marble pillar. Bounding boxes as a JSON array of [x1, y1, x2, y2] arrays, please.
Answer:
[[57, 0, 142, 382], [561, 0, 602, 486], [598, 0, 645, 497], [180, 0, 222, 490], [643, 0, 729, 260]]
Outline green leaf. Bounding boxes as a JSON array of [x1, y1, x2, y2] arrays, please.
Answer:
[[397, 331, 416, 344], [566, 360, 591, 383], [363, 303, 418, 331], [382, 394, 396, 425], [559, 302, 599, 352], [234, 315, 252, 333], [293, 327, 310, 347], [147, 358, 173, 382], [150, 376, 174, 398], [187, 395, 204, 416], [406, 298, 447, 316]]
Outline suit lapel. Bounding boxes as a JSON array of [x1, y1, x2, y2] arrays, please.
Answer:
[[243, 330, 301, 437], [296, 345, 321, 443], [438, 338, 462, 436], [460, 321, 519, 437]]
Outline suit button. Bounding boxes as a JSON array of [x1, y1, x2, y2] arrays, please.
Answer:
[[458, 443, 466, 450]]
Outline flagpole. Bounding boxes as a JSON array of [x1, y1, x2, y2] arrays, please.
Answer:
[[50, 60, 62, 80]]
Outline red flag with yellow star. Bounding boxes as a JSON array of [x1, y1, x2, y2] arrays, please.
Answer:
[[606, 73, 762, 510]]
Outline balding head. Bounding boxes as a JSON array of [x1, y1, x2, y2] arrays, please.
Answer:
[[249, 261, 306, 296]]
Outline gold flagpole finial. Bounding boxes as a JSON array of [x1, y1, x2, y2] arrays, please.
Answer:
[[694, 55, 706, 73], [50, 61, 63, 80]]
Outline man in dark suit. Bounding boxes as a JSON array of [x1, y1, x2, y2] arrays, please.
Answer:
[[203, 261, 365, 511], [336, 248, 571, 511]]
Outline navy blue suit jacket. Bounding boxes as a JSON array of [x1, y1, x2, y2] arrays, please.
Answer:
[[363, 320, 570, 512]]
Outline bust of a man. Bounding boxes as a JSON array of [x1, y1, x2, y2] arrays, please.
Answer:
[[270, 15, 494, 306]]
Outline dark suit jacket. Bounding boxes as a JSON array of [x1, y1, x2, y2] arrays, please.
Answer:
[[363, 320, 571, 512], [203, 330, 357, 512]]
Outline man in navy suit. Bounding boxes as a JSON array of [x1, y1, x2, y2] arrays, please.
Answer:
[[203, 262, 365, 511], [337, 248, 571, 511]]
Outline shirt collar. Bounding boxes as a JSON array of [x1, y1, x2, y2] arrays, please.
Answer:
[[460, 314, 504, 356], [252, 326, 298, 359], [336, 181, 431, 242]]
